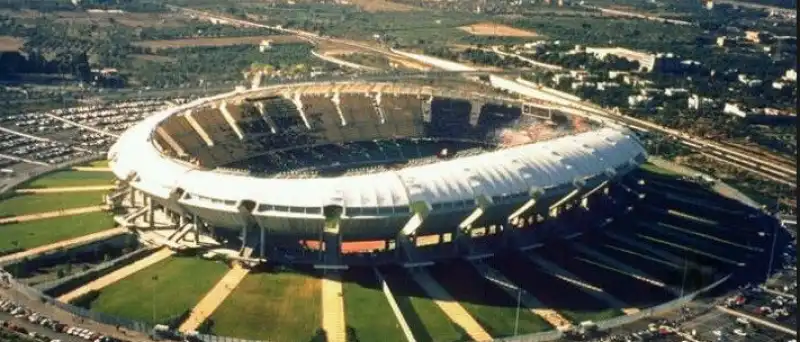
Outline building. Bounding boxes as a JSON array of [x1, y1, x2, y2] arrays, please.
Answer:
[[628, 95, 653, 107], [258, 40, 272, 52], [665, 88, 689, 97], [723, 103, 748, 118], [687, 94, 715, 110], [705, 0, 714, 10], [584, 47, 656, 72], [745, 31, 762, 44], [783, 69, 797, 82], [716, 36, 727, 47]]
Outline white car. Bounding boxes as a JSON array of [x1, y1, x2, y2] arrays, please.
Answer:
[[733, 329, 747, 336], [712, 330, 723, 337]]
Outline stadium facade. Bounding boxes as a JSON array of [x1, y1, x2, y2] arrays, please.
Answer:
[[108, 80, 647, 266]]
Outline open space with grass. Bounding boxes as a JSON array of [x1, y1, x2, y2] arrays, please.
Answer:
[[80, 256, 228, 325], [343, 268, 406, 342], [429, 260, 553, 337], [22, 170, 115, 188], [0, 211, 116, 252], [380, 267, 469, 342], [208, 267, 321, 341], [0, 191, 107, 217], [86, 160, 110, 168]]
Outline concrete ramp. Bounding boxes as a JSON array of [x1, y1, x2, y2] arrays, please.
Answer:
[[58, 248, 175, 303], [0, 205, 107, 224], [322, 272, 347, 342], [470, 261, 572, 330], [604, 231, 701, 270], [571, 242, 678, 295], [526, 254, 639, 315], [178, 263, 250, 333], [411, 268, 492, 341]]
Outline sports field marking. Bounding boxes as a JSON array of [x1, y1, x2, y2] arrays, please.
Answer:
[[321, 272, 347, 342], [71, 167, 113, 172], [0, 227, 127, 264], [0, 205, 107, 224], [16, 185, 116, 194], [58, 248, 176, 303], [411, 269, 492, 342], [178, 263, 250, 333]]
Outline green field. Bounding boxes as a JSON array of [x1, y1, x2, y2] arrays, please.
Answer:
[[0, 211, 116, 252], [381, 267, 469, 342], [86, 160, 110, 168], [23, 170, 115, 188], [84, 256, 228, 325], [343, 268, 406, 342], [639, 163, 682, 178], [429, 261, 553, 337], [209, 269, 321, 342], [0, 191, 107, 218]]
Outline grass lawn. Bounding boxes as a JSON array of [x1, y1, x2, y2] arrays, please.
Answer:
[[0, 191, 107, 218], [639, 163, 682, 178], [559, 308, 622, 324], [381, 267, 469, 342], [209, 268, 321, 342], [429, 261, 553, 337], [343, 268, 406, 342], [86, 160, 110, 168], [85, 256, 228, 325], [0, 211, 115, 252], [23, 171, 115, 188]]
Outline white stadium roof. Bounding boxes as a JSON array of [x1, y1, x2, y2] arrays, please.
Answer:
[[109, 88, 646, 211]]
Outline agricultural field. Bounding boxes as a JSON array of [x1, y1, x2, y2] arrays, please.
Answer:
[[208, 267, 321, 341], [0, 191, 107, 218], [380, 266, 469, 342], [458, 22, 538, 37], [335, 52, 394, 69], [0, 211, 115, 252], [342, 268, 406, 342], [0, 35, 22, 51], [79, 256, 229, 325], [22, 170, 115, 188], [132, 35, 306, 51]]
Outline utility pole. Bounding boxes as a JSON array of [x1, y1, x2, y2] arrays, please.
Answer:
[[514, 287, 521, 336]]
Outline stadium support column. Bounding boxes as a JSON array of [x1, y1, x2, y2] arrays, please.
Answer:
[[548, 179, 586, 218], [331, 92, 347, 126], [456, 194, 493, 255], [129, 189, 137, 207], [289, 92, 311, 130], [236, 200, 258, 259], [192, 215, 200, 243], [147, 199, 155, 229], [421, 95, 433, 123], [468, 100, 484, 127], [397, 201, 431, 263], [508, 187, 545, 224]]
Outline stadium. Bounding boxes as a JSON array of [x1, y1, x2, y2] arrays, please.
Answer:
[[106, 79, 647, 266]]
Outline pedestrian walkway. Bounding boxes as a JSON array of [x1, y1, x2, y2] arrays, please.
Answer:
[[0, 205, 108, 224], [178, 263, 250, 333], [321, 271, 346, 342], [0, 227, 127, 264], [58, 248, 175, 303], [72, 167, 113, 172], [411, 268, 492, 341], [15, 185, 115, 194]]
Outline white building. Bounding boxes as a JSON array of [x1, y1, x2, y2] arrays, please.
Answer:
[[783, 69, 797, 82], [628, 95, 652, 107], [687, 94, 715, 110], [723, 103, 748, 118], [665, 88, 689, 97]]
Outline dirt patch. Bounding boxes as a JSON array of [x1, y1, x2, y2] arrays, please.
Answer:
[[132, 35, 307, 50], [0, 36, 23, 52], [458, 22, 538, 37], [345, 0, 421, 12], [131, 54, 177, 63], [51, 11, 189, 28]]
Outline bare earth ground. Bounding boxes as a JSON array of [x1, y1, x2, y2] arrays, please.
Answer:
[[458, 22, 538, 37], [132, 35, 307, 50], [345, 0, 421, 12], [0, 36, 23, 51]]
